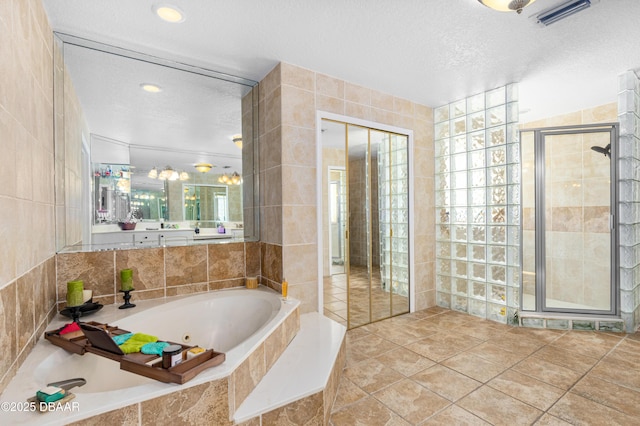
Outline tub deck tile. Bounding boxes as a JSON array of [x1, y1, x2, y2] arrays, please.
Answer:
[[233, 313, 346, 423]]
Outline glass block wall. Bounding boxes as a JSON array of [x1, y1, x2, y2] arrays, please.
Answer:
[[618, 70, 640, 332], [434, 85, 521, 324]]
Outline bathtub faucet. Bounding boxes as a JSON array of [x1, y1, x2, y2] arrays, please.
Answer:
[[47, 377, 86, 392]]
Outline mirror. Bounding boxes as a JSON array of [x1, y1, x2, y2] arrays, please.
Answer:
[[182, 184, 228, 222], [321, 119, 410, 329], [54, 33, 259, 251]]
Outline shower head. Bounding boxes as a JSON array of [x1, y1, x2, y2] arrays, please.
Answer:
[[590, 144, 611, 158]]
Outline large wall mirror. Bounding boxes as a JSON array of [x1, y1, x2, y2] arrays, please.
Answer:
[[54, 33, 259, 252]]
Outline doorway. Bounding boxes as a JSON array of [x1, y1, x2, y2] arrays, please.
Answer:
[[329, 168, 347, 275], [321, 118, 411, 329], [521, 124, 619, 315]]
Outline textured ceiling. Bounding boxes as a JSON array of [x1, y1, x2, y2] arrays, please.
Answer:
[[44, 0, 640, 147]]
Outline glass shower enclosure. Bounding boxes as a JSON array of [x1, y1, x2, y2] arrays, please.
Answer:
[[521, 124, 619, 315]]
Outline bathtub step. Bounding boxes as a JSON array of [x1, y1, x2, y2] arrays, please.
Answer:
[[233, 312, 346, 423]]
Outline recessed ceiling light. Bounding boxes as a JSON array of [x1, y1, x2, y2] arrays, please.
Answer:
[[140, 83, 162, 93], [153, 4, 185, 23]]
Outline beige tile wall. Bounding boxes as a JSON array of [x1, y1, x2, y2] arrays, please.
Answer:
[[258, 62, 435, 313], [0, 0, 58, 394], [56, 242, 262, 307]]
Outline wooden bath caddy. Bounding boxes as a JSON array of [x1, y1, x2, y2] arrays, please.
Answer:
[[44, 321, 225, 384]]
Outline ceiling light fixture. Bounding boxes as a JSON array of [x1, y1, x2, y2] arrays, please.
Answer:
[[194, 163, 213, 173], [153, 4, 185, 23], [535, 0, 591, 26], [140, 83, 162, 93], [477, 0, 537, 14], [150, 166, 183, 180], [232, 134, 243, 149]]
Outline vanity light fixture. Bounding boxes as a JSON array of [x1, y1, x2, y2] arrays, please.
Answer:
[[194, 163, 213, 173], [477, 0, 537, 14], [232, 134, 243, 149], [140, 83, 162, 93], [157, 166, 179, 181], [147, 167, 158, 178], [153, 4, 185, 23], [179, 171, 189, 181], [230, 172, 242, 185]]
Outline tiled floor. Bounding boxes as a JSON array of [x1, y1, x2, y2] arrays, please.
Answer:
[[328, 307, 640, 425], [324, 266, 409, 328]]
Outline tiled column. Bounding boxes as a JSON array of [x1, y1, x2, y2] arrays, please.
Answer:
[[434, 85, 521, 324], [618, 70, 640, 332], [280, 64, 319, 311]]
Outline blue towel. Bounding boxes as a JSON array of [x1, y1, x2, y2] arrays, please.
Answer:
[[141, 341, 170, 356], [112, 332, 133, 345]]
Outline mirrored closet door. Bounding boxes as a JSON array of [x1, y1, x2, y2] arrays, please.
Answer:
[[321, 119, 410, 329]]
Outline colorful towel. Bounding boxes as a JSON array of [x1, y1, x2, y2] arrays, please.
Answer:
[[141, 341, 170, 356], [59, 322, 81, 335], [112, 332, 134, 345], [118, 333, 158, 354]]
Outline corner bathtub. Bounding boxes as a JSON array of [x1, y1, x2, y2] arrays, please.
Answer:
[[0, 287, 298, 425]]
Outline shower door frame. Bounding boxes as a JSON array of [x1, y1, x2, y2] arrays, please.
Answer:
[[525, 123, 619, 316]]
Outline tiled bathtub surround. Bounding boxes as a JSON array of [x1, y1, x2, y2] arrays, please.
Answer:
[[56, 242, 261, 307], [9, 299, 301, 425], [0, 259, 57, 395], [259, 62, 434, 313], [0, 0, 58, 395], [434, 85, 521, 324], [618, 70, 640, 332]]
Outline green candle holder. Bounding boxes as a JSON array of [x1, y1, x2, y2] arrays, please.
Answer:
[[120, 269, 134, 291], [66, 280, 84, 308]]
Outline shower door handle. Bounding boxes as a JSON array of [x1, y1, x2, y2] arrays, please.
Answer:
[[610, 214, 614, 230]]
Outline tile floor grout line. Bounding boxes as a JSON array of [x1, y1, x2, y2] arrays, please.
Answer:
[[332, 307, 640, 425]]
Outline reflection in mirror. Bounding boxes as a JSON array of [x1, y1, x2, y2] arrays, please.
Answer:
[[321, 119, 410, 329], [54, 33, 259, 252], [182, 184, 229, 224], [131, 188, 166, 222]]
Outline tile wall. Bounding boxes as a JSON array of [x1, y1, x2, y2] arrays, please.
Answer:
[[618, 70, 640, 332], [0, 0, 58, 394], [56, 242, 261, 307], [434, 85, 521, 324], [258, 62, 435, 313]]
